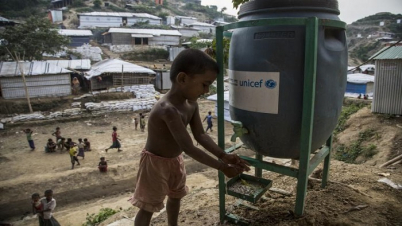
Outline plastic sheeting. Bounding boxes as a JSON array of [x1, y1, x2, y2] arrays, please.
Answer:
[[85, 59, 155, 78]]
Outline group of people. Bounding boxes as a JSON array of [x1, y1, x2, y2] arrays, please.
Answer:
[[26, 49, 250, 226], [357, 93, 369, 100], [132, 113, 147, 132]]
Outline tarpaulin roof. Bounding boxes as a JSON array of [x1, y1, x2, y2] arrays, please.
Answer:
[[58, 29, 93, 36], [46, 59, 91, 70], [0, 61, 71, 77], [84, 59, 155, 79], [347, 73, 375, 84]]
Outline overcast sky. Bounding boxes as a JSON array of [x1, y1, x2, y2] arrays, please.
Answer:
[[201, 0, 402, 24]]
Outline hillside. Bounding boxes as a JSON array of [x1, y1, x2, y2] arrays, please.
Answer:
[[1, 1, 401, 66]]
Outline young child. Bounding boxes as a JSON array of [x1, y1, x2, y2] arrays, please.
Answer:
[[31, 193, 44, 224], [105, 126, 122, 152], [132, 117, 139, 130], [203, 111, 214, 132], [57, 137, 66, 151], [69, 144, 80, 169], [130, 49, 250, 226], [140, 115, 146, 132], [84, 138, 91, 152], [37, 190, 60, 226], [52, 127, 62, 141], [98, 157, 108, 172], [77, 138, 85, 159], [46, 138, 56, 153], [24, 128, 35, 151]]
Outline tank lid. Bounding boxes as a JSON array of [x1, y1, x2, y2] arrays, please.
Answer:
[[239, 0, 340, 17]]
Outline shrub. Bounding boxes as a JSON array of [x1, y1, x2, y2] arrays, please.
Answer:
[[122, 48, 169, 61], [334, 102, 367, 135], [335, 129, 378, 163], [82, 208, 119, 226]]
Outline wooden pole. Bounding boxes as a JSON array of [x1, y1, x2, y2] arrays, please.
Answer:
[[6, 48, 33, 113], [379, 154, 402, 168]]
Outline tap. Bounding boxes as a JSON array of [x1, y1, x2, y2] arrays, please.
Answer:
[[231, 121, 248, 142]]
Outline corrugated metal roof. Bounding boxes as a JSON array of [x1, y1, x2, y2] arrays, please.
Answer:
[[46, 59, 92, 70], [78, 12, 161, 20], [0, 61, 71, 77], [58, 29, 93, 36], [85, 59, 155, 78], [108, 28, 181, 36], [371, 46, 402, 60]]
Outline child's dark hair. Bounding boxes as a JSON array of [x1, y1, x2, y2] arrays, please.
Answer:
[[84, 138, 88, 141], [208, 111, 211, 114], [56, 127, 60, 130], [78, 138, 82, 142], [113, 126, 117, 131], [31, 193, 40, 199], [48, 138, 52, 142], [170, 49, 219, 82], [44, 189, 53, 195], [100, 157, 105, 160]]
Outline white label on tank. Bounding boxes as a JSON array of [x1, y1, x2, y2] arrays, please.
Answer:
[[228, 70, 280, 114]]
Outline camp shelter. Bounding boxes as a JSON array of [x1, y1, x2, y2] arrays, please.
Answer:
[[154, 69, 171, 90], [370, 46, 402, 115], [57, 29, 93, 47], [345, 73, 375, 95], [0, 61, 72, 99], [84, 59, 155, 91], [46, 59, 92, 90]]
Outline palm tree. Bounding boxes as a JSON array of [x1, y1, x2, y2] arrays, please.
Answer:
[[221, 7, 227, 18]]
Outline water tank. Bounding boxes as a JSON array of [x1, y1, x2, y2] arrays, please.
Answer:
[[229, 0, 347, 159]]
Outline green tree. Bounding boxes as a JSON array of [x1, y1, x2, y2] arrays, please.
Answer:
[[232, 0, 249, 9], [93, 0, 102, 8], [0, 16, 70, 61]]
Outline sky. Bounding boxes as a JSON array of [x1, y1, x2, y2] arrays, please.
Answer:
[[201, 0, 402, 24]]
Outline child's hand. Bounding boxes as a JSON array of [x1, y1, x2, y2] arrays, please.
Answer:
[[221, 153, 251, 172], [220, 163, 243, 178]]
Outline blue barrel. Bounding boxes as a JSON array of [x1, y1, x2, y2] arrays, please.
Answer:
[[229, 0, 347, 159]]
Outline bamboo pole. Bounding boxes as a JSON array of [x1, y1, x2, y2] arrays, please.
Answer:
[[379, 154, 402, 168], [6, 48, 33, 113]]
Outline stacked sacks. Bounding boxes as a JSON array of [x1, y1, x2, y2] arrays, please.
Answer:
[[85, 98, 157, 115]]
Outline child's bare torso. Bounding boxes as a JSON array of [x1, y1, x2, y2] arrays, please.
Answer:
[[145, 97, 197, 158]]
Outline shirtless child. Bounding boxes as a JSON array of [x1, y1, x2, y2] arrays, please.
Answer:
[[130, 49, 250, 226]]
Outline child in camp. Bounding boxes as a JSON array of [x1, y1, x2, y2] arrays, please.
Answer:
[[69, 144, 80, 169], [130, 49, 250, 226], [46, 138, 56, 153], [203, 111, 214, 132], [77, 138, 85, 159], [140, 115, 146, 132], [37, 189, 60, 226], [105, 126, 122, 152], [52, 127, 62, 141], [84, 138, 91, 152], [57, 137, 66, 151], [24, 128, 35, 151], [98, 157, 108, 172], [31, 193, 44, 224]]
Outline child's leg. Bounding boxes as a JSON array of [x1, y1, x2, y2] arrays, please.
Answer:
[[134, 209, 153, 226], [166, 197, 181, 226]]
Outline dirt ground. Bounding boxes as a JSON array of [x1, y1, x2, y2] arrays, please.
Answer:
[[0, 99, 401, 226]]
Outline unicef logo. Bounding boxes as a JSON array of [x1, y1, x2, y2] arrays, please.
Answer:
[[265, 79, 277, 89]]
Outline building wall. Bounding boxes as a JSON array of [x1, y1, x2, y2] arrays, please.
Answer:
[[69, 36, 91, 47], [109, 33, 180, 46], [191, 25, 215, 34], [372, 59, 402, 115], [80, 15, 122, 28], [178, 29, 199, 37], [180, 18, 197, 26], [0, 74, 71, 99], [155, 70, 171, 90]]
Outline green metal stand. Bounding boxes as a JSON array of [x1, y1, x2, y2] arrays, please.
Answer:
[[216, 17, 346, 224]]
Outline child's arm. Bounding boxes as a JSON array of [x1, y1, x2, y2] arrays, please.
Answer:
[[162, 106, 241, 177], [190, 105, 250, 170]]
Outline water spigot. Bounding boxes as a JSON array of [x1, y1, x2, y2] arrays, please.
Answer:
[[231, 121, 248, 142]]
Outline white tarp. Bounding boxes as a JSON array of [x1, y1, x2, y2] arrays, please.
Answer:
[[85, 59, 155, 79], [72, 44, 103, 62], [207, 91, 232, 122], [347, 73, 375, 84]]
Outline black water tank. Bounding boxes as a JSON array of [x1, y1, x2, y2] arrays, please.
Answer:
[[229, 0, 347, 159]]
